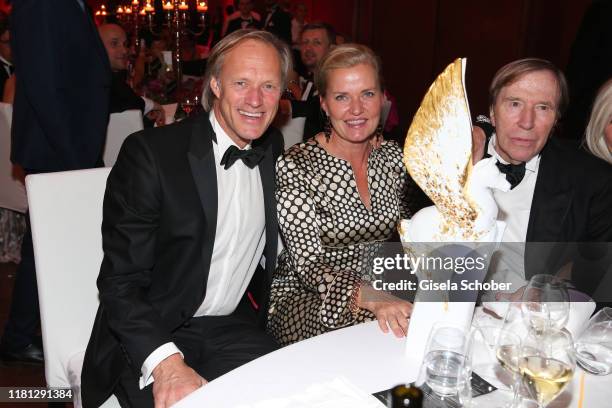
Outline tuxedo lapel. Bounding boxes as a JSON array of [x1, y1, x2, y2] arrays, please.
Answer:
[[188, 116, 218, 279], [526, 142, 574, 242], [258, 139, 278, 282]]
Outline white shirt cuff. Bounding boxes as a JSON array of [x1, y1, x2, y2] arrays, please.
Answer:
[[139, 342, 183, 389], [142, 96, 155, 115]]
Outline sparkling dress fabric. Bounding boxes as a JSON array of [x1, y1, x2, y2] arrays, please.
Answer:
[[267, 138, 420, 346]]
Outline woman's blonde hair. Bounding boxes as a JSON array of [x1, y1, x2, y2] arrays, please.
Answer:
[[584, 79, 612, 164], [314, 43, 383, 98]]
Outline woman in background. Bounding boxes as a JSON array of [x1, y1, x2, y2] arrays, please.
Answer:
[[583, 78, 612, 164]]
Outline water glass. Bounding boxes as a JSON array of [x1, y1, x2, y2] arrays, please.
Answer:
[[575, 307, 612, 375], [422, 323, 469, 397]]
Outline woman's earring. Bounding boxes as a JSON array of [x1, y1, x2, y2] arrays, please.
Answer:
[[324, 114, 332, 143], [376, 122, 384, 141]]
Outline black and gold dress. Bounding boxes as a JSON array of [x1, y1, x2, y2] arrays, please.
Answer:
[[267, 138, 421, 346]]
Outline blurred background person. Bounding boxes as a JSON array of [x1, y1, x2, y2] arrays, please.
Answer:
[[583, 78, 612, 164], [1, 0, 111, 365], [99, 23, 165, 127], [222, 0, 261, 37], [263, 0, 292, 45]]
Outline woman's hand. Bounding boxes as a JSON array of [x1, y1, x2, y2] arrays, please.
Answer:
[[358, 284, 413, 337]]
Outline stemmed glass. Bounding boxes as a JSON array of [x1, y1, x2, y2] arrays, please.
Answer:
[[521, 274, 570, 335], [519, 328, 576, 408], [575, 307, 612, 375], [470, 325, 522, 407]]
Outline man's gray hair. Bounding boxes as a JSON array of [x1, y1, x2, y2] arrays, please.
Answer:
[[201, 29, 292, 111]]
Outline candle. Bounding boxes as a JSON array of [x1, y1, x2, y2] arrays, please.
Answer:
[[197, 2, 208, 12], [163, 1, 173, 11], [178, 1, 189, 11], [117, 6, 124, 14], [139, 8, 146, 15], [144, 2, 155, 12], [125, 6, 132, 14], [132, 0, 139, 5]]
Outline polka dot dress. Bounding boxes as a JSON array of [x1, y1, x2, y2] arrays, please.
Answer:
[[267, 138, 420, 346]]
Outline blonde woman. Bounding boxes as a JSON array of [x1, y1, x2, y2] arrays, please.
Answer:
[[584, 79, 612, 164]]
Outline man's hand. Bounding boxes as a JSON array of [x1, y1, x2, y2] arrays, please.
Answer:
[[152, 353, 207, 408], [358, 285, 413, 338], [146, 103, 166, 127]]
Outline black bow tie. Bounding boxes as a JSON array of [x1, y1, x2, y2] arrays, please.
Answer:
[[496, 161, 526, 189], [220, 145, 265, 170]]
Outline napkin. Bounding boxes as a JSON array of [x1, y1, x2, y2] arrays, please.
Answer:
[[235, 377, 384, 408]]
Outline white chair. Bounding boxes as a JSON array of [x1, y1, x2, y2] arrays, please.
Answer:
[[104, 110, 144, 167], [27, 168, 120, 408], [0, 102, 27, 213]]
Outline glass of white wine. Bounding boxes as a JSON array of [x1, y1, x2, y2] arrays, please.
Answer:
[[521, 274, 569, 335], [519, 328, 575, 407]]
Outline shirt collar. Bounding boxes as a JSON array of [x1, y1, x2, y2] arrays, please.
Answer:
[[209, 110, 251, 163], [489, 133, 540, 172]]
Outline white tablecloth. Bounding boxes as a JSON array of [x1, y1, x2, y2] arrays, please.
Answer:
[[174, 316, 611, 407]]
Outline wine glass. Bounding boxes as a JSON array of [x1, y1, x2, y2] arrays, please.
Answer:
[[575, 307, 612, 375], [422, 323, 469, 398], [521, 274, 570, 335], [519, 328, 575, 407], [470, 325, 522, 407], [181, 97, 195, 116]]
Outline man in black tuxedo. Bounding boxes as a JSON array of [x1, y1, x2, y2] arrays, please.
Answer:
[[475, 58, 612, 298], [0, 0, 111, 364], [82, 30, 291, 408], [263, 0, 292, 45]]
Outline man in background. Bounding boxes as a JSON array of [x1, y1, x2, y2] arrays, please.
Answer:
[[0, 0, 111, 364], [98, 23, 164, 127]]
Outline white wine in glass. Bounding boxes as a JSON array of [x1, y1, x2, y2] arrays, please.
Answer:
[[520, 356, 573, 406], [519, 329, 575, 407]]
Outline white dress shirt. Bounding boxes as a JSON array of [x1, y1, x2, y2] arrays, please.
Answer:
[[139, 110, 266, 388], [486, 134, 540, 288]]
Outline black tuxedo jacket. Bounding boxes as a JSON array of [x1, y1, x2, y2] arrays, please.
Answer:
[[522, 138, 612, 294], [81, 113, 283, 407], [526, 137, 612, 243], [10, 0, 111, 172], [264, 5, 292, 45], [109, 71, 145, 114]]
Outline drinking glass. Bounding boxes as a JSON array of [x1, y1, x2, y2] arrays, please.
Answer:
[[422, 323, 469, 397], [519, 328, 575, 407], [521, 274, 569, 335], [470, 325, 522, 407], [575, 307, 612, 375], [181, 97, 196, 117]]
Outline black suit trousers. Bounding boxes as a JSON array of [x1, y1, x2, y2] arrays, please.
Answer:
[[114, 298, 279, 408]]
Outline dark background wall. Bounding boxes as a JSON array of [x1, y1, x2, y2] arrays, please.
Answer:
[[86, 0, 595, 135]]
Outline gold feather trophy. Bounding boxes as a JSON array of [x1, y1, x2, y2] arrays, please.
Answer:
[[400, 58, 510, 367]]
